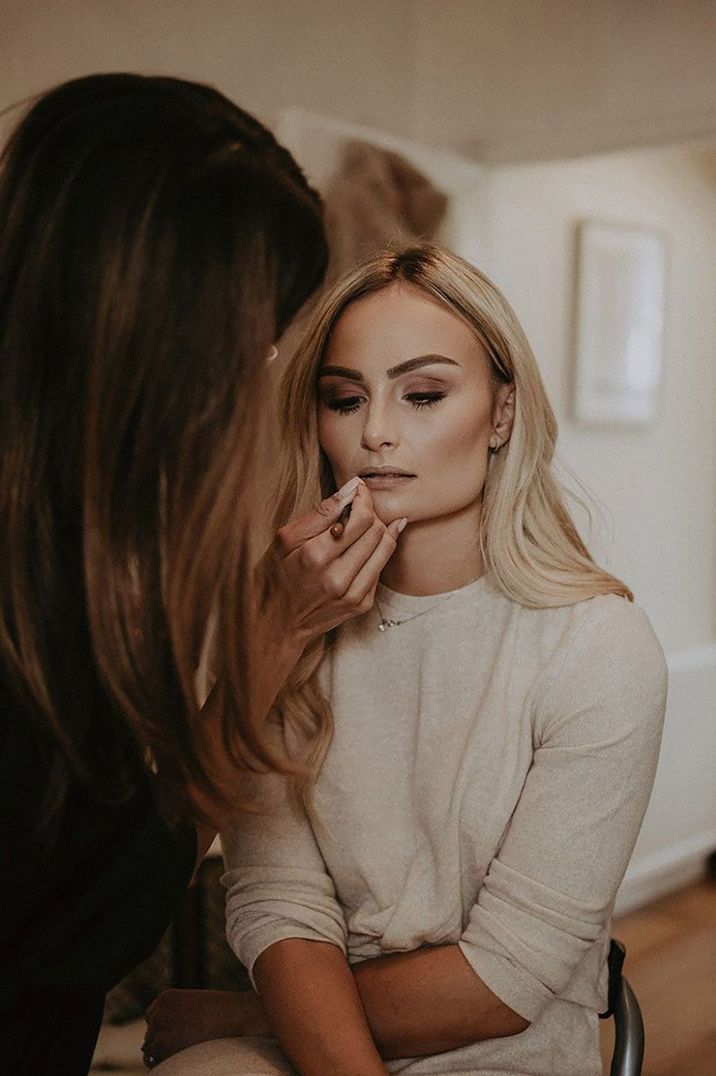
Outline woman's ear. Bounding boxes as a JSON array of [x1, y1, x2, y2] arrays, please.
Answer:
[[490, 383, 515, 450]]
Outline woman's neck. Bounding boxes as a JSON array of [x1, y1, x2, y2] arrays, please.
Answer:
[[380, 499, 484, 596]]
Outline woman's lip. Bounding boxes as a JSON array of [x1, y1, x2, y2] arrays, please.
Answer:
[[359, 469, 415, 477], [360, 474, 416, 489]]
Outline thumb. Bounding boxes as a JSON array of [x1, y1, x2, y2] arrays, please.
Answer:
[[276, 477, 362, 554]]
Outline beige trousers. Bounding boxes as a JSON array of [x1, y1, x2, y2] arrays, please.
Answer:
[[152, 1037, 296, 1075]]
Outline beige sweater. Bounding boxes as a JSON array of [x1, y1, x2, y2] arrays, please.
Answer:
[[222, 577, 667, 1076]]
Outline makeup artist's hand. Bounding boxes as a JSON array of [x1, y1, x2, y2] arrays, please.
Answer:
[[190, 479, 403, 829], [265, 477, 406, 646]]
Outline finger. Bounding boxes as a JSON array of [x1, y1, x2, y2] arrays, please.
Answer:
[[343, 518, 405, 605], [329, 484, 375, 537], [330, 503, 352, 539], [285, 485, 379, 577], [325, 481, 378, 547], [291, 520, 386, 621], [329, 508, 405, 588], [141, 1038, 161, 1068], [322, 480, 382, 551], [325, 519, 386, 596], [388, 516, 409, 539], [275, 478, 362, 555], [324, 510, 407, 599]]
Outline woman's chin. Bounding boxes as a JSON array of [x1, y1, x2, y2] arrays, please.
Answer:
[[369, 490, 411, 525]]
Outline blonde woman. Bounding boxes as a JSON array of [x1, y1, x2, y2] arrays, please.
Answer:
[[147, 245, 667, 1076]]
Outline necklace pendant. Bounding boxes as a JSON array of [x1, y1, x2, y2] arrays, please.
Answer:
[[375, 587, 460, 635]]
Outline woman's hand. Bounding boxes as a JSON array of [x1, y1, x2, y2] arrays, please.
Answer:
[[143, 988, 269, 1066], [266, 477, 406, 646]]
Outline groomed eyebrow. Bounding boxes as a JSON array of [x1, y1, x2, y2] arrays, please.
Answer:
[[319, 354, 461, 382]]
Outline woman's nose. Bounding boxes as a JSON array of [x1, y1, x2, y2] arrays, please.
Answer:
[[360, 403, 397, 452]]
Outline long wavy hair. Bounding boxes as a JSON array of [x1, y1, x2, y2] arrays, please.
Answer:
[[272, 244, 631, 805], [0, 73, 327, 836]]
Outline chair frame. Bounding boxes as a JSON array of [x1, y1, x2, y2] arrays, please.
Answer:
[[600, 938, 645, 1076]]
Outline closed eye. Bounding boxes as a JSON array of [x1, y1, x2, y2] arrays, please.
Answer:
[[325, 395, 364, 414], [405, 392, 445, 410], [322, 391, 446, 415]]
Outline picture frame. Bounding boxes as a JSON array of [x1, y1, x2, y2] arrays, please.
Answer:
[[573, 220, 666, 425]]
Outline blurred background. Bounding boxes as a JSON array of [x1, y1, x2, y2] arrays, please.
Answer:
[[2, 2, 714, 1073]]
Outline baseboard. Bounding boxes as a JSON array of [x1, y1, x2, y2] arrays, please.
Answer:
[[615, 828, 716, 915]]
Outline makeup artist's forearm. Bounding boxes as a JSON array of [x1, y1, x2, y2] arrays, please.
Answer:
[[352, 944, 529, 1059], [254, 940, 388, 1076]]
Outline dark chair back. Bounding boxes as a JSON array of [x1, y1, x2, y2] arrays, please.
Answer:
[[600, 938, 644, 1076]]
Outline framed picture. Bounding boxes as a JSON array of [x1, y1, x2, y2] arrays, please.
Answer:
[[573, 220, 666, 425]]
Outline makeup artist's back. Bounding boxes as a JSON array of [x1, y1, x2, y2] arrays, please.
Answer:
[[0, 71, 327, 1075]]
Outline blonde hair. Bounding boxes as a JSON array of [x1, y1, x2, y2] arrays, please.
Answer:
[[272, 244, 631, 805]]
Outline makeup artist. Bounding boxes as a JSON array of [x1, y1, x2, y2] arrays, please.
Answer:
[[0, 73, 402, 1076]]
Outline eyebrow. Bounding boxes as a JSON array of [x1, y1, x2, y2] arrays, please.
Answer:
[[319, 354, 461, 382]]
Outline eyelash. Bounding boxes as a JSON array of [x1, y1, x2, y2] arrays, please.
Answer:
[[326, 392, 445, 415]]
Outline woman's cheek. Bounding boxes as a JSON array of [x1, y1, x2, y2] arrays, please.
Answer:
[[317, 433, 343, 485]]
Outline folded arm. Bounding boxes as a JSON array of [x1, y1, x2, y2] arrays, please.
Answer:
[[351, 943, 528, 1058], [223, 768, 526, 1073], [254, 939, 387, 1076], [252, 936, 527, 1071]]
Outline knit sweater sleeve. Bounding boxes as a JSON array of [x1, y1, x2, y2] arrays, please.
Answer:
[[221, 765, 347, 989], [458, 597, 667, 1022]]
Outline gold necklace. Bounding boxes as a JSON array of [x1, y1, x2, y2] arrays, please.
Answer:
[[374, 590, 459, 632]]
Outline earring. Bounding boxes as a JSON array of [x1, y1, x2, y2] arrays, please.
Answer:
[[489, 436, 500, 452]]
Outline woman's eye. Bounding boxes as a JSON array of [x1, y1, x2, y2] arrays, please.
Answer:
[[405, 392, 445, 410], [322, 390, 444, 414], [326, 396, 363, 415]]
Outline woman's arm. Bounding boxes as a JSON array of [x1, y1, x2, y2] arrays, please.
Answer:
[[352, 944, 528, 1059], [143, 943, 526, 1066], [254, 942, 527, 1065], [457, 599, 667, 1023], [254, 940, 387, 1076], [221, 755, 374, 1076]]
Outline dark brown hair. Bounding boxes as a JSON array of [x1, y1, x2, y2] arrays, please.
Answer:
[[0, 73, 327, 836]]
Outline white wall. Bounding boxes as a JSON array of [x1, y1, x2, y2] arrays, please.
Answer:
[[479, 143, 716, 909], [412, 0, 716, 160], [3, 1, 716, 162], [0, 0, 417, 140], [482, 144, 716, 652]]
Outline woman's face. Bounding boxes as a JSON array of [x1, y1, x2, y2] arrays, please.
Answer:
[[317, 282, 513, 526]]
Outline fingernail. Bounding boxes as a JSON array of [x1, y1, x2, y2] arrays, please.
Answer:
[[336, 476, 360, 503], [396, 517, 408, 533]]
